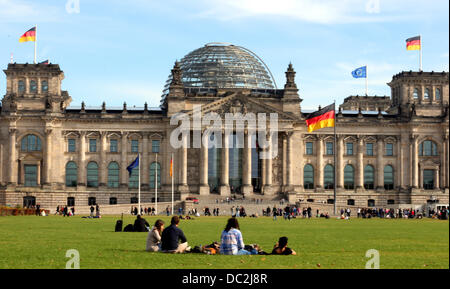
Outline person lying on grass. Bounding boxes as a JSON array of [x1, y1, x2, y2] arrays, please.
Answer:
[[219, 217, 258, 255], [146, 219, 164, 252], [161, 216, 189, 253], [271, 236, 296, 255]]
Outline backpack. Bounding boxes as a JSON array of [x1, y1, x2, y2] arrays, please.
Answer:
[[123, 224, 134, 232]]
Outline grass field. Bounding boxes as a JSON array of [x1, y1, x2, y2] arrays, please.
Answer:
[[0, 215, 448, 269]]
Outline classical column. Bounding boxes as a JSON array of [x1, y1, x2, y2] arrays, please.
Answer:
[[376, 136, 384, 190], [142, 133, 149, 187], [120, 132, 128, 187], [44, 129, 52, 185], [434, 169, 440, 190], [316, 136, 324, 190], [297, 134, 304, 190], [78, 131, 86, 186], [199, 133, 209, 195], [220, 132, 230, 195], [8, 128, 17, 185], [411, 135, 419, 188], [179, 135, 188, 186], [99, 132, 107, 187], [241, 131, 253, 195], [356, 136, 364, 191], [286, 132, 293, 188], [336, 135, 344, 189], [441, 135, 448, 189], [263, 132, 273, 195], [398, 140, 404, 189]]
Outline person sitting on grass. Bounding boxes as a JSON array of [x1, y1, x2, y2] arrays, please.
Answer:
[[220, 218, 258, 255], [146, 219, 165, 252], [271, 237, 296, 255], [133, 214, 150, 232], [161, 216, 189, 253]]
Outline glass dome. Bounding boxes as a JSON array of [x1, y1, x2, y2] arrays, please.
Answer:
[[164, 43, 277, 91]]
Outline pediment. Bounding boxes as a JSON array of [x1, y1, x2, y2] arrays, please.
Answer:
[[186, 93, 299, 122]]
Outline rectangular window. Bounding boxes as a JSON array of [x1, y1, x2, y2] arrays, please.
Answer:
[[385, 143, 393, 156], [346, 143, 353, 155], [366, 143, 373, 156], [89, 139, 97, 152], [152, 140, 160, 153], [68, 139, 76, 152], [24, 165, 38, 187], [326, 142, 334, 155], [131, 140, 139, 153], [110, 139, 118, 152], [306, 142, 313, 155]]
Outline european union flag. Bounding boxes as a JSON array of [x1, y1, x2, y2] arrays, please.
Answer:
[[127, 155, 139, 176], [352, 66, 367, 78]]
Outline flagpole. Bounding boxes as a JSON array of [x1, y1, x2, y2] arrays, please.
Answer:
[[138, 153, 141, 215], [34, 24, 37, 64], [365, 66, 368, 96], [333, 100, 337, 216], [171, 153, 174, 216], [419, 35, 422, 71], [155, 153, 158, 215]]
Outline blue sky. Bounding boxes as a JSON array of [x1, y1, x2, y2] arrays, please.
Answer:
[[0, 0, 448, 110]]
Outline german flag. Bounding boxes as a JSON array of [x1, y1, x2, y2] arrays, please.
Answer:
[[19, 27, 36, 43], [169, 156, 173, 177], [406, 36, 421, 51], [306, 104, 335, 133]]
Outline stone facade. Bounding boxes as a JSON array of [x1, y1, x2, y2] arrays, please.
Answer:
[[0, 62, 448, 210]]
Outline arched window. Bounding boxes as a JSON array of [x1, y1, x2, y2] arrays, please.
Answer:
[[384, 165, 394, 190], [435, 88, 441, 100], [65, 162, 78, 187], [129, 166, 139, 189], [87, 162, 99, 187], [21, 134, 42, 152], [324, 165, 334, 189], [18, 80, 25, 93], [424, 88, 430, 99], [344, 165, 354, 190], [149, 162, 161, 189], [41, 80, 48, 92], [30, 80, 37, 93], [419, 140, 438, 156], [303, 164, 314, 190], [107, 162, 119, 188], [413, 88, 419, 99], [364, 165, 375, 190]]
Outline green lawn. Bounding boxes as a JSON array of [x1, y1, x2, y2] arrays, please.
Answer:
[[0, 215, 448, 269]]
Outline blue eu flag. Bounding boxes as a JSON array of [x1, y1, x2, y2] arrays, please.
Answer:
[[127, 155, 139, 176], [352, 66, 367, 78]]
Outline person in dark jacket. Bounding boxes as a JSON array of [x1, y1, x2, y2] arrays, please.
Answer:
[[161, 216, 189, 253], [133, 214, 150, 232]]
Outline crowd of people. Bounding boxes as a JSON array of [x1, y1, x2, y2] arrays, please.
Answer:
[[144, 216, 296, 256], [355, 207, 449, 220], [55, 205, 75, 217]]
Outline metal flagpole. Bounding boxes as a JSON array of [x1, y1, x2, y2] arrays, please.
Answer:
[[34, 24, 37, 64], [419, 35, 422, 71], [138, 153, 141, 215], [365, 66, 368, 96], [171, 153, 174, 216], [155, 153, 158, 215], [333, 100, 337, 216]]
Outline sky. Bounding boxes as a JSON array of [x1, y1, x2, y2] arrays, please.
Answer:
[[0, 0, 448, 110]]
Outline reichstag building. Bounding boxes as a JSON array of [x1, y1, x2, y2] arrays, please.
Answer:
[[0, 43, 448, 209]]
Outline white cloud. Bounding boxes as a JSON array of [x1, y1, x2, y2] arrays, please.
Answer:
[[190, 0, 445, 24], [0, 0, 62, 23]]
